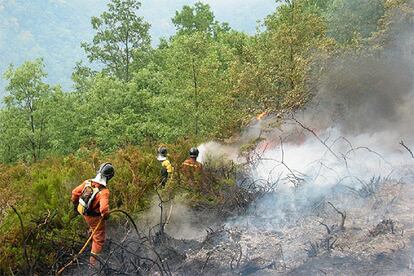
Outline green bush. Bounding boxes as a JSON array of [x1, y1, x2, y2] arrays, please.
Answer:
[[0, 142, 236, 274]]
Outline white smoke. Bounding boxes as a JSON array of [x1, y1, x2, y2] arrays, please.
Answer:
[[198, 30, 414, 231], [198, 141, 240, 164]]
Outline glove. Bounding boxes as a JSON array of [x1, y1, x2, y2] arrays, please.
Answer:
[[68, 204, 79, 220]]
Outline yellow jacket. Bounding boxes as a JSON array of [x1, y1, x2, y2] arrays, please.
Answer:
[[160, 159, 174, 186], [162, 160, 174, 174]]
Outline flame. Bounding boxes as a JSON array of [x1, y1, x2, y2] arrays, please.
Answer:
[[256, 111, 267, 120]]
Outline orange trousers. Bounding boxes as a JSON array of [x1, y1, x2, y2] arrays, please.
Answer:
[[84, 215, 106, 265]]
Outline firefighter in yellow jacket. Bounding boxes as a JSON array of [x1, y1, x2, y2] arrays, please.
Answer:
[[157, 146, 174, 187]]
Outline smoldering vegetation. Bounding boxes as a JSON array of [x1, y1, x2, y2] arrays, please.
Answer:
[[62, 31, 414, 275], [63, 152, 414, 275], [59, 5, 414, 276]]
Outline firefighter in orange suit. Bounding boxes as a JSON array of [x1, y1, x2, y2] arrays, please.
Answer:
[[71, 163, 115, 266], [181, 147, 203, 188]]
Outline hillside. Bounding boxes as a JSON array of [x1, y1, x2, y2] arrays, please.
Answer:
[[0, 0, 413, 275]]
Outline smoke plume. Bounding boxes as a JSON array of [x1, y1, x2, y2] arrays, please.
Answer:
[[197, 29, 414, 233]]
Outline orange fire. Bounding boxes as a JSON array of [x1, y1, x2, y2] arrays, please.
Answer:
[[256, 111, 267, 120]]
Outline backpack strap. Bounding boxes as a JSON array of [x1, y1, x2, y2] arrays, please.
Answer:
[[80, 180, 106, 217]]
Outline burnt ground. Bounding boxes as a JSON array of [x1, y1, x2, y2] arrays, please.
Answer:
[[64, 175, 414, 276], [168, 176, 414, 275]]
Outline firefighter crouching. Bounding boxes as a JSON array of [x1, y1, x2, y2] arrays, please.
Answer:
[[71, 163, 115, 266]]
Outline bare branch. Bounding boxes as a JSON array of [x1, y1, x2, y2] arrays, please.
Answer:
[[319, 221, 332, 234], [10, 205, 31, 275], [327, 202, 346, 231], [290, 117, 341, 160], [279, 136, 304, 187], [400, 140, 414, 159], [201, 250, 215, 273], [345, 146, 391, 166]]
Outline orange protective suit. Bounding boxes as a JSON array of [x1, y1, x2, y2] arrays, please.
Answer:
[[181, 157, 203, 189], [182, 158, 203, 173], [71, 180, 110, 265]]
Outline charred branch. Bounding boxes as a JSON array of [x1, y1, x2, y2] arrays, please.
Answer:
[[327, 202, 346, 231], [290, 116, 341, 160], [319, 221, 332, 235], [10, 205, 32, 275], [201, 250, 215, 272], [279, 136, 305, 188], [153, 188, 174, 243], [400, 140, 414, 159], [344, 146, 391, 166]]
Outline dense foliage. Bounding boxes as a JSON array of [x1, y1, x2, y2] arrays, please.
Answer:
[[0, 0, 413, 274]]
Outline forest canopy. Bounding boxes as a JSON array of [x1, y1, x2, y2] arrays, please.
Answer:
[[0, 0, 411, 163]]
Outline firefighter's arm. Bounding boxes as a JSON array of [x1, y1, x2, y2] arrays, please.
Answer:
[[99, 189, 110, 220], [160, 167, 168, 186], [71, 182, 86, 216], [181, 162, 188, 175], [164, 160, 174, 174], [71, 182, 86, 205]]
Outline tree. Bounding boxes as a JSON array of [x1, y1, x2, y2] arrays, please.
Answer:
[[81, 0, 151, 82], [172, 2, 230, 37], [325, 0, 384, 44], [1, 59, 53, 162], [147, 29, 245, 141], [71, 61, 96, 92], [231, 0, 334, 115], [369, 0, 414, 50]]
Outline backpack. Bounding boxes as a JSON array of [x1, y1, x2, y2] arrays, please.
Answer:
[[77, 181, 105, 216]]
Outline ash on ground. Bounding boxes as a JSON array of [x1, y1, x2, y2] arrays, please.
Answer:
[[66, 173, 414, 276]]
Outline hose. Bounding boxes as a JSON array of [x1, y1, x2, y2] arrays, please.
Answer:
[[56, 209, 140, 275], [56, 217, 103, 275], [108, 209, 141, 239]]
